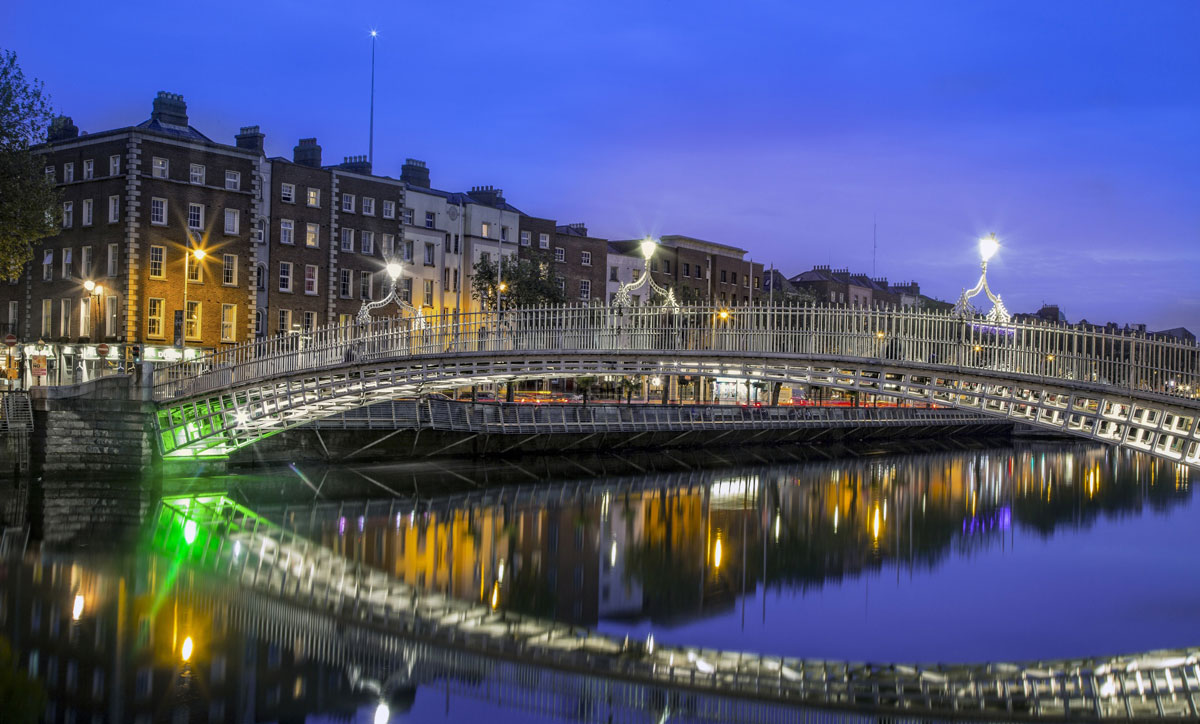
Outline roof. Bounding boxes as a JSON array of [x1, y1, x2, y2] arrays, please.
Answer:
[[134, 117, 212, 142]]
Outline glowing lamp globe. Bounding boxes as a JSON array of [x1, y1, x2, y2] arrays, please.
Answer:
[[192, 248, 206, 261], [639, 238, 657, 261], [84, 280, 96, 292], [979, 235, 999, 262], [385, 262, 402, 280]]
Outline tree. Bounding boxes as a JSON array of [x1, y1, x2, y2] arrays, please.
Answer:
[[0, 50, 59, 281], [575, 375, 596, 405], [471, 250, 566, 310]]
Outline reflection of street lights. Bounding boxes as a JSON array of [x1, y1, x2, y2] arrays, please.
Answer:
[[181, 635, 194, 662]]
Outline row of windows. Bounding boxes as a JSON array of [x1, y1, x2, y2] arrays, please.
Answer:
[[518, 231, 552, 248], [46, 155, 121, 183], [37, 296, 119, 338], [149, 157, 242, 190], [59, 196, 120, 227], [144, 198, 241, 234], [144, 298, 238, 341], [40, 244, 120, 281]]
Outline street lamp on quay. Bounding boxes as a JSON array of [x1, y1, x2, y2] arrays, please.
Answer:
[[83, 280, 104, 342], [180, 246, 206, 350]]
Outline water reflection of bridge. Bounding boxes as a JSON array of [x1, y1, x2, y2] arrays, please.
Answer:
[[145, 447, 1199, 722]]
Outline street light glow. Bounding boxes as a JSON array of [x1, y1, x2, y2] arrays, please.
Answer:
[[374, 703, 389, 724], [639, 237, 657, 261], [84, 280, 95, 292], [718, 309, 730, 320], [498, 282, 508, 292], [93, 284, 104, 297], [192, 248, 206, 261], [979, 234, 999, 262], [385, 262, 402, 280]]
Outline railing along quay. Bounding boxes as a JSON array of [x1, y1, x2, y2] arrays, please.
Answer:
[[154, 494, 1200, 722], [152, 304, 1200, 404], [313, 398, 998, 436]]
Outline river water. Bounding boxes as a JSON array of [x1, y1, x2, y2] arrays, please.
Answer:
[[2, 439, 1197, 723]]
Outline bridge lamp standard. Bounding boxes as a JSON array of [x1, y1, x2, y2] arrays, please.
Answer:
[[954, 232, 1010, 324]]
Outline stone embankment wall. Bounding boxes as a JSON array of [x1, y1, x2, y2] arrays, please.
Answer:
[[30, 375, 158, 478]]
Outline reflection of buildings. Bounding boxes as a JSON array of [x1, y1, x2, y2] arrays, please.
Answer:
[[0, 552, 359, 723], [292, 445, 1191, 635]]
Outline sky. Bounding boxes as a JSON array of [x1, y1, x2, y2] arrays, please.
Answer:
[[5, 0, 1198, 330]]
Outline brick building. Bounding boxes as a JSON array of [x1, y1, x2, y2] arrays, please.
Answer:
[[516, 217, 607, 304], [606, 235, 764, 306]]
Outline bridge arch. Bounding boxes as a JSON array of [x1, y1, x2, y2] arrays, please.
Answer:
[[150, 305, 1200, 465]]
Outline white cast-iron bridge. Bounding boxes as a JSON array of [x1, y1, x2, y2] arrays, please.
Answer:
[[150, 304, 1200, 465]]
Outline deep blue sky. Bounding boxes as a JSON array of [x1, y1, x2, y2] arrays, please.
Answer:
[[7, 1, 1198, 329]]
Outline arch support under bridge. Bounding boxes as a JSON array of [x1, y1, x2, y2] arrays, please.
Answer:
[[148, 305, 1200, 465]]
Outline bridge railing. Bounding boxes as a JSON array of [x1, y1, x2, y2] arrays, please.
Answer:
[[151, 303, 1200, 404]]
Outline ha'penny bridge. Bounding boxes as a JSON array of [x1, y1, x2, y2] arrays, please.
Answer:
[[149, 304, 1200, 466], [153, 491, 1200, 723]]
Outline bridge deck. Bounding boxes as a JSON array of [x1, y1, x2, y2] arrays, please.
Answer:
[[153, 494, 1200, 721], [145, 305, 1200, 466]]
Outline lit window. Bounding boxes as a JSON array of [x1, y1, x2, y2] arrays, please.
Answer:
[[149, 246, 165, 279], [305, 223, 319, 248], [151, 157, 168, 178], [221, 304, 236, 342], [423, 279, 434, 306], [146, 299, 164, 338], [306, 188, 320, 207], [186, 253, 200, 283], [189, 164, 205, 185], [185, 300, 201, 340]]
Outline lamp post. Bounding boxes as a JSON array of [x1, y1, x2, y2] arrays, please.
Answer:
[[180, 247, 206, 351], [953, 233, 1010, 324], [614, 237, 679, 310], [83, 280, 104, 342]]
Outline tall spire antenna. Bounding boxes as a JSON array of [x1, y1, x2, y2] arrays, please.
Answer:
[[872, 213, 877, 277], [369, 30, 378, 166]]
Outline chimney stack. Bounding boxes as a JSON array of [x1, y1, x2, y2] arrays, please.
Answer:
[[470, 185, 505, 206], [293, 138, 322, 168], [401, 158, 430, 188], [337, 155, 372, 175], [235, 125, 265, 154], [151, 91, 189, 127]]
